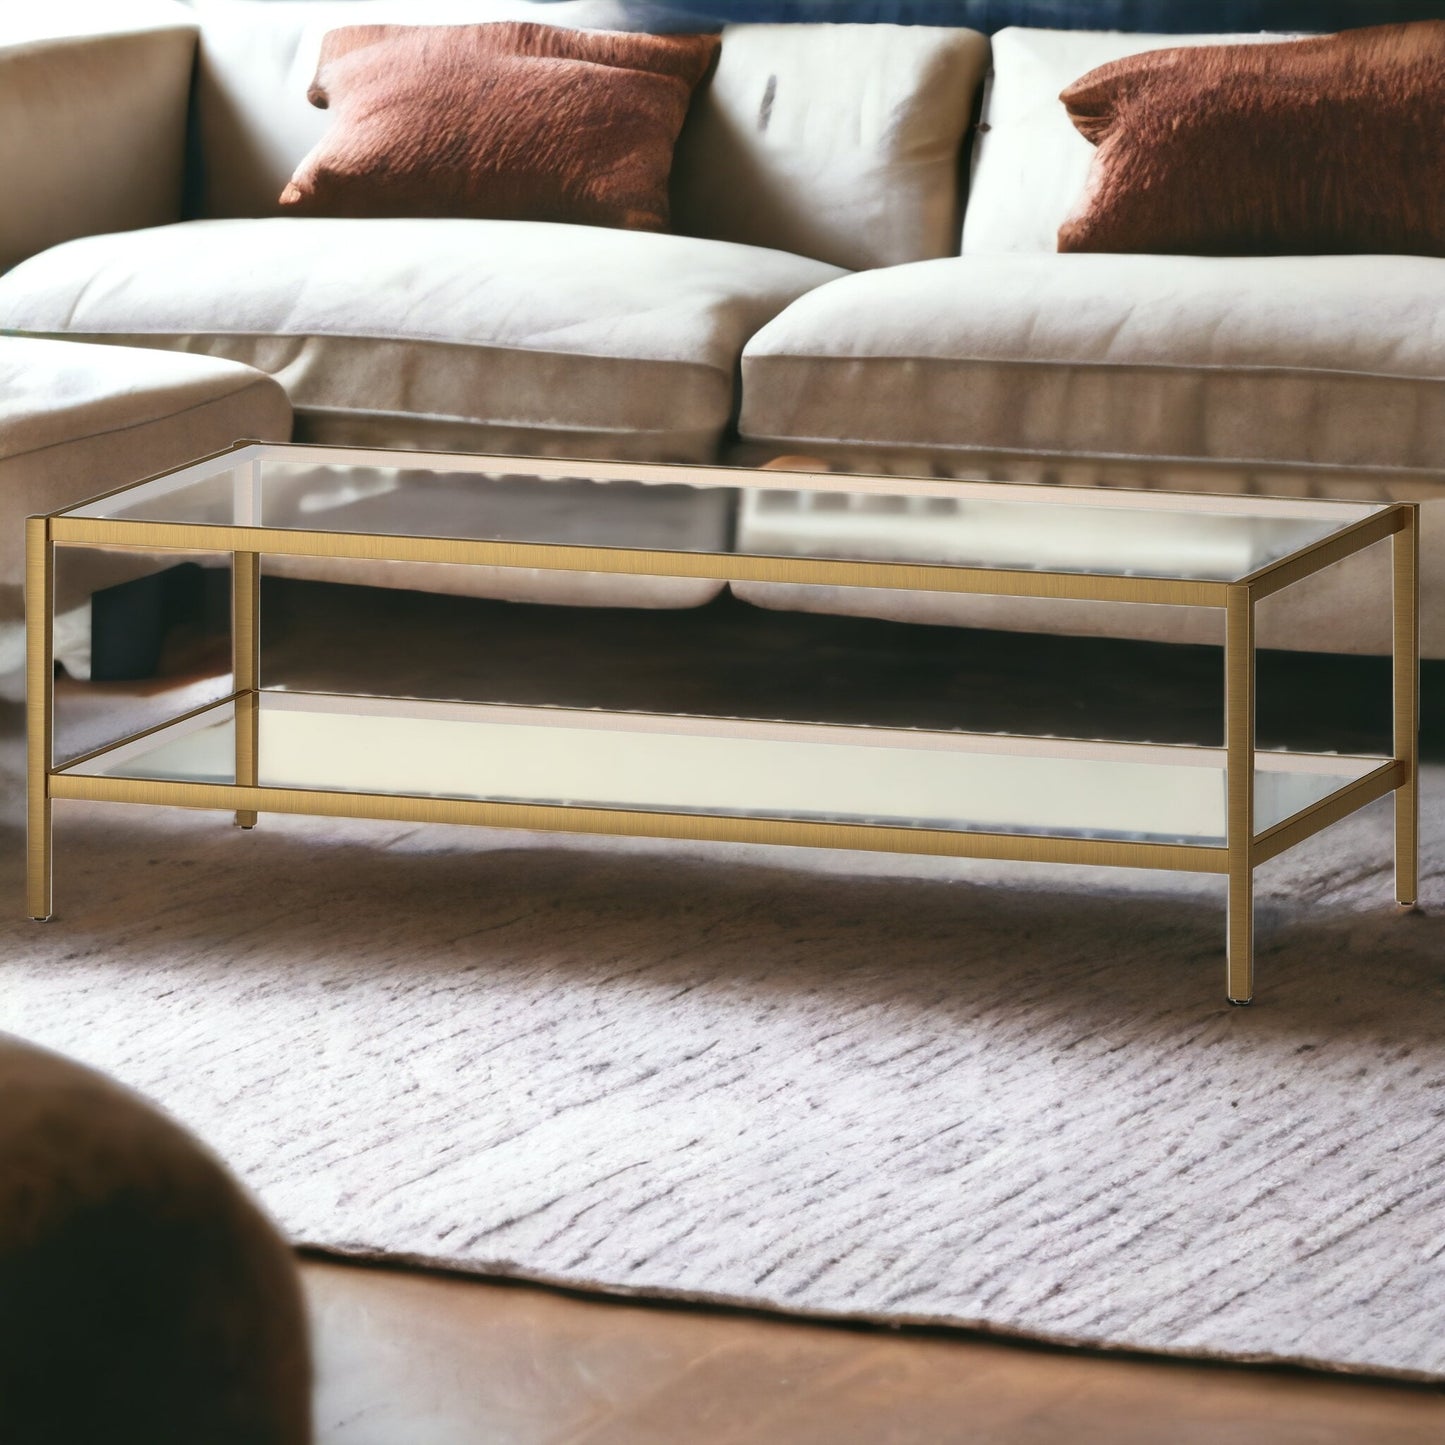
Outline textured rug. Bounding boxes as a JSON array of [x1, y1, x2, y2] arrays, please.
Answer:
[[1, 707, 1442, 1381]]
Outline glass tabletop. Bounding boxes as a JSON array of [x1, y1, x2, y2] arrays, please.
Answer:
[[62, 444, 1388, 585]]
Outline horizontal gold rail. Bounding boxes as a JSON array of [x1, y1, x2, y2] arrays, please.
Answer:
[[51, 692, 240, 774], [47, 517, 1231, 607], [46, 773, 1229, 874], [1251, 758, 1408, 866], [1242, 507, 1410, 601]]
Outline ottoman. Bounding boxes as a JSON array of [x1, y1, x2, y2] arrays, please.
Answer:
[[0, 337, 291, 687]]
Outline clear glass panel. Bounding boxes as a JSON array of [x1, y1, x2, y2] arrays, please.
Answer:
[[50, 546, 232, 768], [734, 490, 1360, 583], [62, 446, 1388, 586], [1254, 536, 1396, 755], [60, 693, 1383, 848], [75, 463, 733, 555], [70, 697, 239, 785]]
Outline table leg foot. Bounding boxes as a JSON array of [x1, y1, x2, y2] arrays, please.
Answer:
[[26, 518, 54, 928], [1395, 795, 1418, 908], [26, 798, 52, 928], [235, 811, 258, 829], [1227, 874, 1254, 1012]]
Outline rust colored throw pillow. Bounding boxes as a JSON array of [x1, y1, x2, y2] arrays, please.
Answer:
[[1057, 21, 1445, 256], [279, 23, 719, 231]]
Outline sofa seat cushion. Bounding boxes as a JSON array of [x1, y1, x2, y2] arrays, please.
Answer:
[[735, 253, 1445, 659], [0, 336, 291, 678], [726, 459, 1445, 658], [0, 216, 844, 461], [739, 251, 1445, 472], [0, 337, 291, 605]]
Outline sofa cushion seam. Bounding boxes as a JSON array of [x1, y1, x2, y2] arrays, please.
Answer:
[[742, 353, 1445, 385], [735, 428, 1445, 479], [294, 403, 714, 438], [13, 328, 742, 378]]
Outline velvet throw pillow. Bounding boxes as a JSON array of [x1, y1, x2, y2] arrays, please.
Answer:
[[279, 23, 719, 232], [1057, 20, 1445, 256]]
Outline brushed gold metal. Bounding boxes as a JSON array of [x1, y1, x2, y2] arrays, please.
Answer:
[[1241, 508, 1407, 601], [233, 551, 260, 828], [50, 478, 1417, 611], [45, 772, 1229, 874], [1225, 586, 1255, 1005], [49, 516, 1231, 607], [25, 517, 53, 921], [1251, 760, 1407, 867], [53, 689, 1391, 878], [1394, 506, 1421, 907], [31, 446, 1423, 1002]]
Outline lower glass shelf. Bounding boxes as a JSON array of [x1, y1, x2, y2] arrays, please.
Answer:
[[54, 692, 1389, 851]]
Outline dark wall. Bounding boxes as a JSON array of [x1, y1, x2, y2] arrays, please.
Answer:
[[618, 1, 1445, 30]]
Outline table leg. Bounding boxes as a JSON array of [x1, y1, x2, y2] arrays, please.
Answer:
[[26, 518, 54, 921], [1393, 510, 1420, 909], [1226, 586, 1255, 1006], [233, 551, 260, 829]]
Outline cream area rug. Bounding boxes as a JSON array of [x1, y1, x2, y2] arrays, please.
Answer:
[[1, 713, 1442, 1382]]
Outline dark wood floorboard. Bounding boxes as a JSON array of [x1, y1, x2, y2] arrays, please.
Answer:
[[303, 1259, 1445, 1444]]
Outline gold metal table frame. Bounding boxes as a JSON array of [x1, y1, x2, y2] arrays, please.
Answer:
[[25, 444, 1422, 1007]]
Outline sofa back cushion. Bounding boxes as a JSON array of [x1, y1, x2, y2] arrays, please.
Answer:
[[962, 26, 1291, 254], [185, 1, 604, 220], [0, 1, 198, 270], [670, 24, 988, 270], [185, 0, 988, 269]]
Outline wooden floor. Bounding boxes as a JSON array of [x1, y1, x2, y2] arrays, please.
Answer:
[[67, 582, 1445, 1440], [304, 1259, 1445, 1444]]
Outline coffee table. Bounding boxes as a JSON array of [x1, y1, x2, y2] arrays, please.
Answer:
[[26, 443, 1420, 1005]]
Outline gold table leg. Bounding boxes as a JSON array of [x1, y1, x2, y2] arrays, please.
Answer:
[[1225, 585, 1255, 1006], [233, 551, 260, 829], [1394, 509, 1420, 908], [26, 518, 54, 921]]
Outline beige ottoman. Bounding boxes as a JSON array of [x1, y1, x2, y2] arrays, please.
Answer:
[[0, 337, 291, 686]]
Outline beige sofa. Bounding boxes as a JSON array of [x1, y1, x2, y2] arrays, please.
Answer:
[[2, 0, 1441, 664]]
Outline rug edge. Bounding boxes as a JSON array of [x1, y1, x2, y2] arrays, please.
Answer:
[[295, 1241, 1445, 1387]]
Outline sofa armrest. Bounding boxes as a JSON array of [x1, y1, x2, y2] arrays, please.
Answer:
[[0, 2, 198, 271]]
